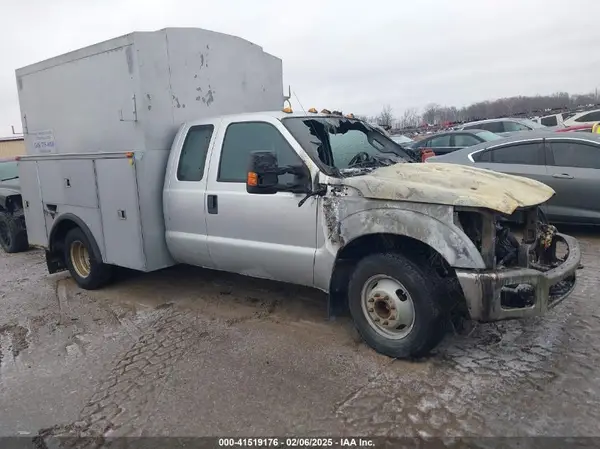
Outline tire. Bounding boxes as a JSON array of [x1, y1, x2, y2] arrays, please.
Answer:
[[0, 210, 29, 253], [64, 227, 113, 290], [348, 252, 446, 359]]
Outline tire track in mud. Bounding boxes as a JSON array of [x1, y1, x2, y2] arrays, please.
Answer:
[[37, 307, 207, 443], [35, 286, 282, 446]]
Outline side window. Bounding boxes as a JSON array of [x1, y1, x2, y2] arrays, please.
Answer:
[[454, 134, 480, 147], [541, 116, 558, 127], [489, 143, 543, 165], [218, 122, 304, 183], [427, 135, 451, 147], [550, 141, 600, 169], [462, 124, 479, 130], [177, 125, 214, 181], [504, 121, 530, 132], [481, 122, 504, 133], [472, 150, 491, 162], [575, 111, 600, 123]]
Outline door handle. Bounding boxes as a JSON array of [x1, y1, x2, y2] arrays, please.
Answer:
[[552, 173, 573, 179], [207, 194, 218, 214]]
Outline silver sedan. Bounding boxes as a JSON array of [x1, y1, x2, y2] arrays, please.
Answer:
[[427, 132, 600, 225]]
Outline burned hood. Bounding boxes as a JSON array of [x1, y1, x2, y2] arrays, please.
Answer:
[[340, 163, 555, 215]]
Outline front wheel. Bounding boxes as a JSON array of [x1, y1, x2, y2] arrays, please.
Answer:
[[348, 253, 446, 359], [64, 228, 113, 289]]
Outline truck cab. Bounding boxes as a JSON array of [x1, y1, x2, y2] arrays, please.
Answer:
[[157, 109, 581, 358], [162, 110, 416, 288]]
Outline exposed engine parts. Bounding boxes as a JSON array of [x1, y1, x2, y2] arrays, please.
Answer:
[[495, 221, 520, 268]]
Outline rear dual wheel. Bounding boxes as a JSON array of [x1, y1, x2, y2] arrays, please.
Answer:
[[64, 228, 112, 289]]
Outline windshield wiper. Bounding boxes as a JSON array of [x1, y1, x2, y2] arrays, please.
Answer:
[[0, 176, 18, 182]]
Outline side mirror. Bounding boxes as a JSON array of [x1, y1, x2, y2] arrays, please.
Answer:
[[246, 151, 279, 194], [246, 151, 311, 195]]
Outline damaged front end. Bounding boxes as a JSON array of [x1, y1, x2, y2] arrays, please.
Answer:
[[454, 207, 581, 322]]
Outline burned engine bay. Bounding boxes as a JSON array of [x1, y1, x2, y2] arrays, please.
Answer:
[[457, 207, 577, 309]]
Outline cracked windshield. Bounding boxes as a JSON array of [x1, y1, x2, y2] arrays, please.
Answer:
[[283, 117, 415, 176], [0, 0, 599, 446]]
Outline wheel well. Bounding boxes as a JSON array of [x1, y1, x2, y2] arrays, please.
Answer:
[[328, 233, 464, 318], [50, 219, 79, 253], [47, 216, 104, 275], [0, 194, 23, 213], [47, 219, 79, 274]]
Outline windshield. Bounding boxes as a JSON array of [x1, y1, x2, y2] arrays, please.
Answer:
[[0, 161, 18, 181], [519, 118, 546, 129], [474, 130, 503, 141], [282, 117, 415, 176], [391, 134, 413, 144]]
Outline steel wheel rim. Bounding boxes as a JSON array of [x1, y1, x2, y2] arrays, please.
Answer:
[[70, 240, 91, 278], [360, 275, 416, 340], [0, 221, 10, 247]]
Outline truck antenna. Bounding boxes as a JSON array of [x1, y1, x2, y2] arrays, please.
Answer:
[[293, 90, 307, 115]]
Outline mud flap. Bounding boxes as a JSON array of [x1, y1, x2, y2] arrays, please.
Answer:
[[46, 249, 66, 274]]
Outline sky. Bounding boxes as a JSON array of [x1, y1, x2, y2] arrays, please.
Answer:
[[1, 0, 599, 136]]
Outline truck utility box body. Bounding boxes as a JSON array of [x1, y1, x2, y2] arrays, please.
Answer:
[[16, 28, 284, 271]]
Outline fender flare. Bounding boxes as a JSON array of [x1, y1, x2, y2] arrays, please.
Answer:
[[337, 208, 486, 270], [48, 213, 103, 262]]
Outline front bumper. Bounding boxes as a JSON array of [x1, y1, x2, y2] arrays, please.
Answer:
[[455, 233, 581, 321]]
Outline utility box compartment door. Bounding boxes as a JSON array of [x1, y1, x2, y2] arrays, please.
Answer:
[[96, 158, 145, 270], [18, 161, 48, 246], [38, 159, 98, 208], [61, 160, 98, 208]]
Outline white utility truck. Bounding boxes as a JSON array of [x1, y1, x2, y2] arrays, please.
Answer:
[[16, 28, 581, 358]]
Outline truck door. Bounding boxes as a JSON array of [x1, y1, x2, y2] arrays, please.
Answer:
[[204, 119, 318, 287], [163, 124, 216, 268]]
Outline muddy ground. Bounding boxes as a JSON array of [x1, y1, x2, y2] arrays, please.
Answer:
[[1, 227, 599, 442]]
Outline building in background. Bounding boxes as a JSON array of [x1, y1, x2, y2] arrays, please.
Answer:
[[0, 136, 25, 157]]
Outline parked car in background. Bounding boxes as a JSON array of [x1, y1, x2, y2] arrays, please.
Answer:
[[390, 134, 414, 145], [533, 112, 574, 128], [427, 132, 600, 225], [0, 157, 28, 253], [458, 117, 549, 136], [563, 109, 600, 127], [409, 129, 503, 160]]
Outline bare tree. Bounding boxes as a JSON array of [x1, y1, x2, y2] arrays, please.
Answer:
[[377, 104, 394, 129], [422, 103, 440, 125], [398, 107, 421, 128]]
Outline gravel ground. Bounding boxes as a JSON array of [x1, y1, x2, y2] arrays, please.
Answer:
[[1, 227, 599, 444]]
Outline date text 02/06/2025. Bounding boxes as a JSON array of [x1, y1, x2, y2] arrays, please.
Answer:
[[218, 438, 375, 447]]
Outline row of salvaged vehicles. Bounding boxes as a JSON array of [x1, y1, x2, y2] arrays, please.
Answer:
[[0, 28, 584, 358]]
